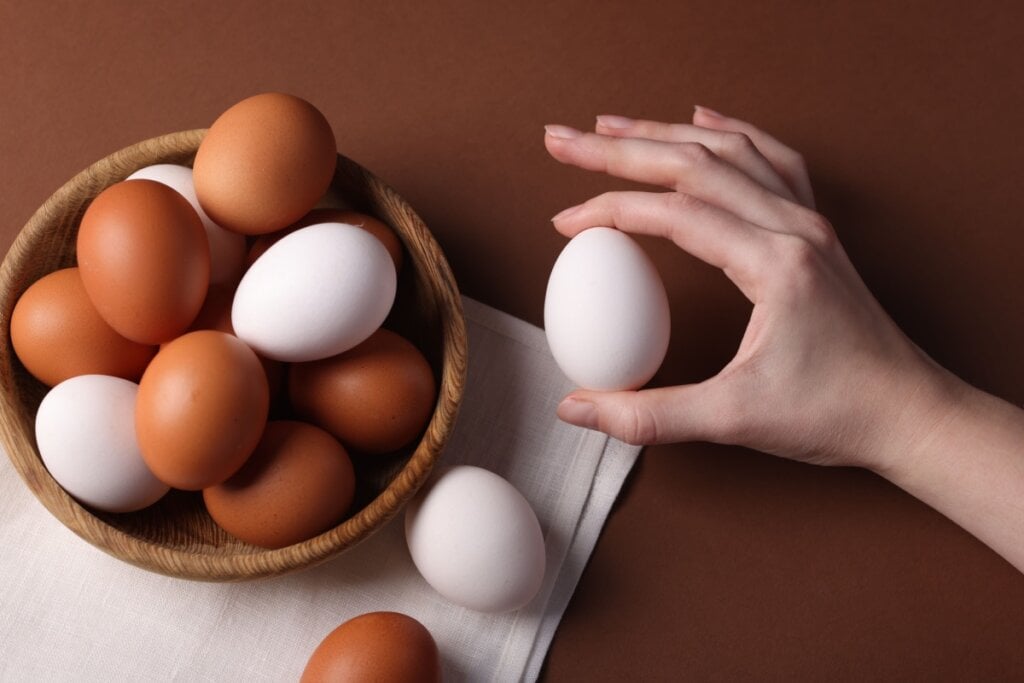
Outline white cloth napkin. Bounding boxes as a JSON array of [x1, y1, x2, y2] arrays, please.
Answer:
[[0, 297, 640, 682]]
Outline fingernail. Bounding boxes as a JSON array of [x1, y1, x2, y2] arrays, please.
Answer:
[[551, 204, 582, 222], [694, 105, 724, 119], [545, 124, 582, 139], [558, 397, 598, 430], [596, 114, 634, 129]]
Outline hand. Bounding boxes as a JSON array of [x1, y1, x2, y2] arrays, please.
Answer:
[[544, 110, 1024, 574], [543, 108, 962, 470]]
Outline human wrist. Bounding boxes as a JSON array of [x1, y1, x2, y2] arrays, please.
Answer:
[[857, 360, 974, 480], [859, 365, 1024, 573]]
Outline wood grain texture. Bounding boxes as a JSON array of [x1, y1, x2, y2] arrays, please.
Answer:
[[0, 130, 467, 581]]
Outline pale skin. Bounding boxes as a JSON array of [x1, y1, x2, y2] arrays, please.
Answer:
[[544, 107, 1024, 574]]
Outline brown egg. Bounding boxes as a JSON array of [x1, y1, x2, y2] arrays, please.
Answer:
[[260, 356, 286, 405], [301, 612, 441, 683], [246, 209, 403, 271], [289, 329, 436, 454], [203, 420, 354, 549], [185, 282, 236, 334], [77, 179, 209, 344], [10, 268, 156, 386], [193, 93, 337, 235], [136, 330, 269, 490], [244, 225, 300, 268], [178, 282, 285, 398]]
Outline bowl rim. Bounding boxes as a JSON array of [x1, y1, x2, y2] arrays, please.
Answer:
[[0, 129, 467, 581]]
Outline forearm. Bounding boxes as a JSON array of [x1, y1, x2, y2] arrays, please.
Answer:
[[876, 378, 1024, 573]]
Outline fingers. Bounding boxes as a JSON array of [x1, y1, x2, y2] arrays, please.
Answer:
[[692, 106, 815, 209], [557, 381, 733, 446], [551, 190, 768, 297], [544, 126, 797, 231], [594, 115, 796, 202], [545, 125, 700, 189]]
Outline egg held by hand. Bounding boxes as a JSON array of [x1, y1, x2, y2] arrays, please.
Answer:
[[544, 226, 670, 391]]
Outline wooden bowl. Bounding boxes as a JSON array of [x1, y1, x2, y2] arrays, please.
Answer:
[[0, 130, 467, 581]]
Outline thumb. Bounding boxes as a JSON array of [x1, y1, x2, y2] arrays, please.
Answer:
[[556, 381, 730, 446]]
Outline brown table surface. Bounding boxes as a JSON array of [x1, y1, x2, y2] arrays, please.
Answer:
[[4, 1, 1024, 679]]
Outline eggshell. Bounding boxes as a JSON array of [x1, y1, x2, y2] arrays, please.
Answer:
[[300, 612, 441, 683], [11, 268, 156, 386], [183, 282, 236, 335], [289, 329, 435, 454], [136, 330, 269, 490], [77, 179, 210, 344], [193, 93, 337, 235], [312, 185, 351, 211], [405, 465, 546, 613], [35, 375, 168, 513], [203, 421, 354, 548], [232, 223, 396, 362], [248, 209, 403, 271], [182, 283, 285, 398], [544, 226, 670, 391], [127, 164, 246, 284]]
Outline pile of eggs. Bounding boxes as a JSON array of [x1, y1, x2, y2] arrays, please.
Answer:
[[12, 93, 553, 677], [12, 93, 437, 550]]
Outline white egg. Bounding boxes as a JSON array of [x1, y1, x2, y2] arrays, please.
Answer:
[[127, 164, 246, 284], [35, 375, 169, 513], [232, 222, 397, 362], [405, 465, 546, 613], [544, 227, 670, 391]]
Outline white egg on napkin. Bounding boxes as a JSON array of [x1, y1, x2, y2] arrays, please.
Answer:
[[405, 465, 546, 613]]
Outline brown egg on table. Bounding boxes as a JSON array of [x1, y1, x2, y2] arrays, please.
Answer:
[[203, 420, 355, 549], [301, 612, 442, 683], [136, 330, 269, 490], [246, 208, 403, 272], [77, 179, 210, 344], [10, 267, 156, 386], [177, 282, 285, 398], [289, 329, 436, 454], [193, 93, 337, 235]]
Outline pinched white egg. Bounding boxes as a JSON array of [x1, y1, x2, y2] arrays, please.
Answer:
[[544, 227, 670, 391]]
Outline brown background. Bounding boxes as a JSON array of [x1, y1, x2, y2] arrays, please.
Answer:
[[3, 1, 1024, 679]]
